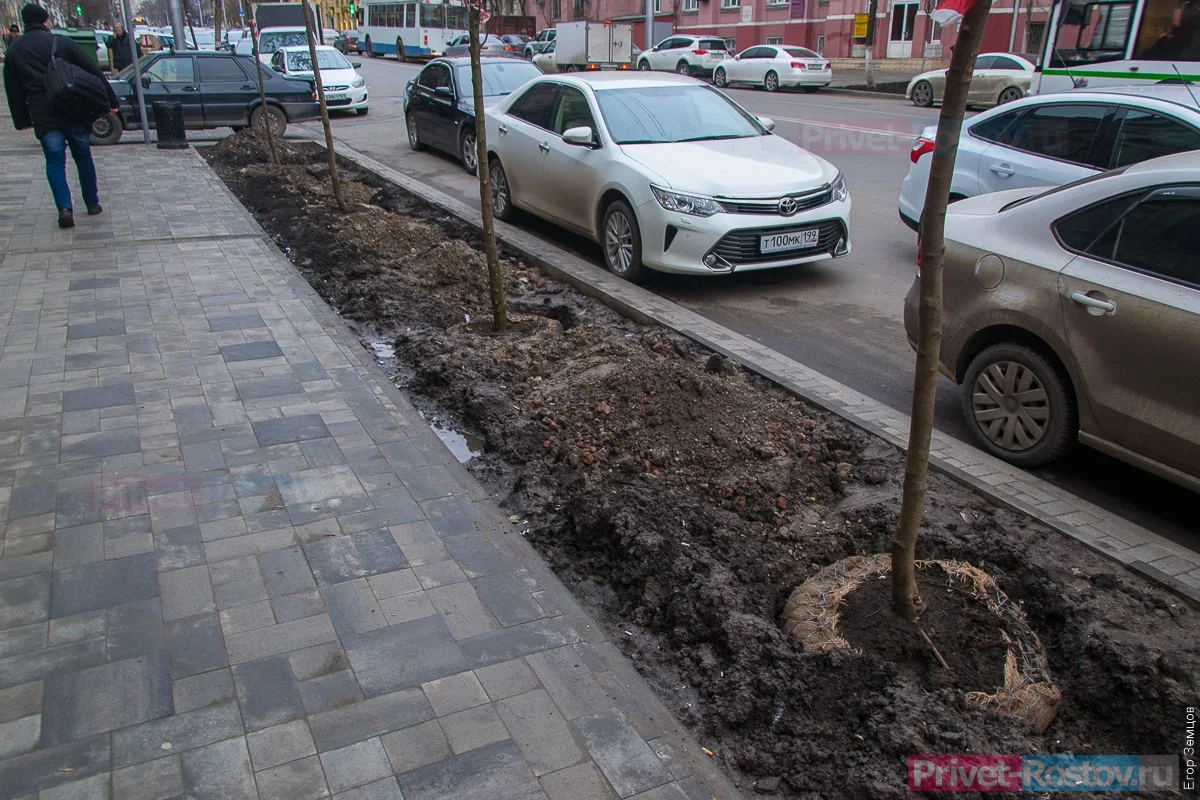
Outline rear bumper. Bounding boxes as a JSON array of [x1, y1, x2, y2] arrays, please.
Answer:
[[898, 207, 919, 232], [282, 101, 321, 123], [780, 69, 832, 87]]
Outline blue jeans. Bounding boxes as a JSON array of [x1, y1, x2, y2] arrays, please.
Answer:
[[39, 122, 99, 212]]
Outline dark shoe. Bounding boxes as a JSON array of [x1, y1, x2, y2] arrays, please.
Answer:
[[58, 209, 75, 229], [86, 203, 103, 216]]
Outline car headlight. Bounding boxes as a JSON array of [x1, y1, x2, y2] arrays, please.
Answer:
[[830, 172, 848, 203], [651, 186, 725, 217], [352, 75, 365, 88]]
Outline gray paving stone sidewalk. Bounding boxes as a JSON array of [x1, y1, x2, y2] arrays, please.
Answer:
[[0, 115, 736, 797]]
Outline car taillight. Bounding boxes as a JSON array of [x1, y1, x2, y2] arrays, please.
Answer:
[[791, 61, 803, 68], [692, 49, 707, 55], [824, 62, 831, 69], [916, 235, 922, 276], [587, 63, 599, 70], [505, 45, 513, 50], [619, 63, 628, 69], [911, 137, 935, 164]]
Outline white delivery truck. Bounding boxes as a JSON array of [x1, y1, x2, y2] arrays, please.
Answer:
[[553, 20, 633, 72]]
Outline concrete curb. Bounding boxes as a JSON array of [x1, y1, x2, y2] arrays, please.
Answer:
[[316, 138, 1200, 607], [823, 86, 911, 100]]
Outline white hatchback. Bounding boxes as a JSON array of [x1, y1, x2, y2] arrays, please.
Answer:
[[897, 85, 1200, 231], [714, 45, 831, 93], [485, 73, 851, 280], [270, 45, 369, 115]]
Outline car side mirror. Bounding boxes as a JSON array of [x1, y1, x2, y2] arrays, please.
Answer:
[[434, 85, 453, 98], [351, 61, 362, 68], [141, 75, 152, 88], [756, 115, 775, 132], [562, 126, 596, 147]]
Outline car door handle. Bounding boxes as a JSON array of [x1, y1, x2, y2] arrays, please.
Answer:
[[989, 163, 1015, 177], [1070, 292, 1116, 314], [241, 84, 255, 90], [538, 141, 550, 153], [498, 124, 508, 136], [182, 85, 198, 92]]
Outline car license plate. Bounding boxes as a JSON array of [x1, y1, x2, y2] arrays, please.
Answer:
[[760, 228, 820, 254], [327, 92, 347, 100]]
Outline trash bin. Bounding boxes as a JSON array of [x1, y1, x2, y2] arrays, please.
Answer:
[[55, 28, 100, 68], [152, 100, 188, 150]]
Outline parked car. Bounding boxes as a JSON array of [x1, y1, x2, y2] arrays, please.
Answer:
[[714, 45, 831, 93], [636, 35, 729, 77], [404, 56, 542, 173], [898, 86, 1200, 231], [523, 28, 555, 59], [271, 45, 368, 114], [333, 29, 360, 54], [233, 37, 255, 56], [91, 50, 319, 144], [906, 52, 1033, 108], [532, 40, 558, 73], [904, 151, 1200, 491], [444, 33, 520, 58], [484, 73, 851, 280], [500, 34, 532, 49]]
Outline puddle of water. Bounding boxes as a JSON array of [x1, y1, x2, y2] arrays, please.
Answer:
[[370, 341, 395, 359], [422, 414, 486, 464]]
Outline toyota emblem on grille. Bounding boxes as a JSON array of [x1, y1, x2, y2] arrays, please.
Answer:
[[778, 197, 799, 216]]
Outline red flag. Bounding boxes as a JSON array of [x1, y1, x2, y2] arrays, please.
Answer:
[[931, 0, 975, 25]]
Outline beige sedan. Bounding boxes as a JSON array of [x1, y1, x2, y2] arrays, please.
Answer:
[[903, 152, 1200, 492], [906, 52, 1033, 109]]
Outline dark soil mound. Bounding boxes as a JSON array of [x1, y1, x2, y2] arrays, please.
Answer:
[[204, 133, 1200, 799]]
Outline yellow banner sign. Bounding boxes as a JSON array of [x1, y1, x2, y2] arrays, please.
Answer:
[[853, 13, 870, 38]]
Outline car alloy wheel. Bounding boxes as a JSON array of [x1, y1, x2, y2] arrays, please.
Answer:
[[602, 201, 643, 281], [713, 68, 727, 87], [460, 129, 478, 174], [637, 59, 650, 70], [489, 160, 515, 221], [911, 80, 933, 107], [676, 61, 691, 76], [997, 86, 1022, 105], [406, 114, 425, 150], [764, 71, 779, 92]]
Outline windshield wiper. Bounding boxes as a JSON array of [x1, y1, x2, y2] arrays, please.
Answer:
[[618, 138, 669, 144], [675, 133, 752, 142]]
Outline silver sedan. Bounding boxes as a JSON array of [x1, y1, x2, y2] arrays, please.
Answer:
[[906, 52, 1033, 109], [444, 34, 520, 58]]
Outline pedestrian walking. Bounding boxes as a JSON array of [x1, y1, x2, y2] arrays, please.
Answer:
[[106, 22, 141, 72], [2, 23, 19, 54], [3, 4, 119, 229]]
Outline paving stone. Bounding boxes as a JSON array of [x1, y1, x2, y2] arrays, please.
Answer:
[[60, 429, 141, 461], [525, 645, 616, 721], [219, 600, 276, 636], [332, 778, 404, 800], [439, 703, 510, 754], [246, 719, 317, 772], [208, 313, 266, 333], [221, 341, 284, 363], [377, 592, 435, 626], [288, 642, 350, 682], [237, 376, 305, 401], [0, 638, 107, 690], [252, 414, 331, 447], [6, 482, 56, 520], [61, 384, 136, 413], [420, 496, 480, 537], [0, 733, 111, 797], [573, 708, 671, 798], [304, 529, 408, 587], [112, 699, 243, 768], [394, 465, 460, 502], [442, 533, 516, 579], [539, 762, 618, 800], [166, 614, 228, 678], [300, 438, 346, 469], [309, 688, 433, 752], [474, 573, 549, 628], [270, 589, 326, 623], [646, 738, 691, 782], [422, 671, 489, 717], [199, 517, 247, 543], [172, 668, 236, 713], [66, 319, 127, 340], [259, 547, 317, 597], [413, 560, 468, 590], [627, 783, 691, 800], [204, 528, 297, 563], [232, 655, 304, 732], [498, 689, 585, 777], [182, 441, 226, 474], [0, 713, 41, 759], [388, 522, 448, 568], [110, 754, 185, 800], [343, 615, 469, 697], [0, 573, 50, 630], [225, 613, 337, 664], [180, 736, 257, 800], [36, 771, 112, 800], [50, 553, 158, 619], [106, 598, 166, 661], [111, 754, 184, 800], [322, 579, 387, 638], [461, 617, 583, 672], [69, 277, 119, 291], [379, 719, 450, 775], [0, 681, 44, 725], [276, 465, 364, 507], [159, 565, 216, 621], [476, 658, 542, 702], [319, 737, 392, 794], [41, 652, 173, 745], [299, 669, 362, 715], [394, 739, 542, 800], [427, 582, 501, 640], [366, 569, 421, 600]]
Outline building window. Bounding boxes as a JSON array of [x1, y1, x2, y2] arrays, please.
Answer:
[[552, 0, 561, 17], [654, 0, 662, 10], [574, 0, 585, 18], [721, 0, 740, 9], [724, 36, 737, 49], [682, 0, 699, 10], [768, 0, 788, 6], [766, 36, 783, 43], [816, 33, 825, 52]]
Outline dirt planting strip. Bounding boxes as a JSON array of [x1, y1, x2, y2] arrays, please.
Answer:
[[204, 132, 1199, 799]]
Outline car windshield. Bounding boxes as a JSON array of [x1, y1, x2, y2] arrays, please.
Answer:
[[285, 48, 351, 71], [595, 85, 765, 144], [998, 166, 1131, 211], [259, 31, 310, 52], [784, 47, 820, 58], [457, 61, 541, 96]]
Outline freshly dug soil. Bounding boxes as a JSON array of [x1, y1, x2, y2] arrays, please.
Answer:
[[205, 132, 1199, 799]]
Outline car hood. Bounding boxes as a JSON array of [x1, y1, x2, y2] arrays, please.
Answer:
[[618, 134, 837, 197], [907, 68, 946, 87], [457, 94, 506, 115]]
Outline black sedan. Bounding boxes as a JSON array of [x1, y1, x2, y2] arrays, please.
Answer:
[[91, 51, 320, 145], [403, 56, 542, 174]]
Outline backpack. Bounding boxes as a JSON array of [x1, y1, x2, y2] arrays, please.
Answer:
[[43, 35, 112, 123]]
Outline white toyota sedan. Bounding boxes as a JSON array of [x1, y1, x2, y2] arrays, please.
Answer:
[[484, 73, 850, 280], [714, 45, 832, 93], [270, 45, 368, 115]]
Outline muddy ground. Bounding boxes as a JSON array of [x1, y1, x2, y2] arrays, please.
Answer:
[[205, 132, 1198, 799]]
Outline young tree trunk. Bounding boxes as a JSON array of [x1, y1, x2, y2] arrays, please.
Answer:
[[864, 0, 878, 90], [212, 0, 221, 49], [891, 0, 994, 622], [468, 4, 508, 331], [250, 23, 280, 166], [303, 0, 347, 212]]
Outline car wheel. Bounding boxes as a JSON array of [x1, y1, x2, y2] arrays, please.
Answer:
[[365, 36, 375, 57], [406, 113, 425, 151], [997, 86, 1023, 105], [803, 85, 820, 93], [89, 114, 122, 146], [602, 200, 644, 282], [251, 105, 287, 137], [357, 106, 369, 116], [764, 71, 779, 92], [960, 343, 1076, 467], [676, 60, 691, 76], [460, 127, 478, 175], [713, 67, 728, 87], [562, 64, 576, 72], [911, 79, 934, 107], [489, 159, 516, 222], [524, 46, 533, 59], [396, 38, 406, 62], [637, 59, 650, 71]]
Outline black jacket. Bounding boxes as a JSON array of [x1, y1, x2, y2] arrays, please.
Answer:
[[3, 27, 118, 137], [106, 31, 141, 71]]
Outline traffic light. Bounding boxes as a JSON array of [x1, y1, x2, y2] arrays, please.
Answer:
[[348, 2, 355, 14], [75, 4, 82, 15]]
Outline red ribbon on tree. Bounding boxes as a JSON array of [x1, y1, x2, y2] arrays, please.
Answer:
[[930, 0, 975, 25]]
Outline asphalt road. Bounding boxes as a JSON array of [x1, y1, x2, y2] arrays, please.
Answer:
[[295, 56, 1200, 550]]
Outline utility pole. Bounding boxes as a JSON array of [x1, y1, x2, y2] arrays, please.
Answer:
[[864, 0, 878, 89], [121, 0, 151, 142], [1007, 0, 1018, 52], [644, 0, 653, 50], [167, 0, 186, 48]]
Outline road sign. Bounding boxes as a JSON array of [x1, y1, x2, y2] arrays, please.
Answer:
[[853, 12, 869, 38]]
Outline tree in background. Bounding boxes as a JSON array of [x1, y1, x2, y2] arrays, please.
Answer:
[[302, 0, 347, 212]]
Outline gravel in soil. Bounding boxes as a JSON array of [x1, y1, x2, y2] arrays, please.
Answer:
[[205, 132, 1199, 799]]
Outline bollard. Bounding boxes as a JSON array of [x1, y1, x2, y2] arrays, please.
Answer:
[[152, 100, 188, 150]]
